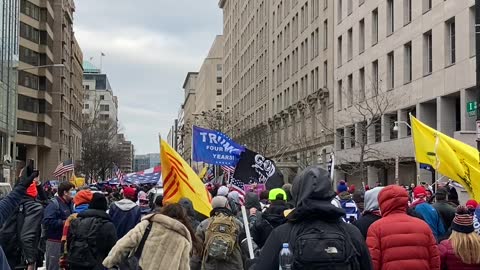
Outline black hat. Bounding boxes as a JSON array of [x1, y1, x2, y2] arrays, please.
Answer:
[[89, 193, 108, 211]]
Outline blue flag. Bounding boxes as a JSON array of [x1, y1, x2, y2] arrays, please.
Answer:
[[192, 126, 245, 166]]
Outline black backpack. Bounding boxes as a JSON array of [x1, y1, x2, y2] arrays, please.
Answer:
[[0, 203, 27, 267], [67, 216, 106, 268], [290, 220, 360, 270]]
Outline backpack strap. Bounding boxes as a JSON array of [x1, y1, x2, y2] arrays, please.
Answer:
[[335, 222, 361, 270], [135, 221, 153, 259]]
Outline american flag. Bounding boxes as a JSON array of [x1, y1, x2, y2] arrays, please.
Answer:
[[206, 166, 215, 182], [113, 164, 125, 185], [230, 178, 245, 205], [221, 165, 235, 184], [53, 160, 74, 178], [108, 166, 162, 186]]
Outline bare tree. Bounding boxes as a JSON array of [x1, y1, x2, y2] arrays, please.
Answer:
[[78, 100, 125, 182]]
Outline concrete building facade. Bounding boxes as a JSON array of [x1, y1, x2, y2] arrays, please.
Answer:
[[0, 0, 19, 183], [179, 72, 198, 163], [333, 0, 478, 187], [116, 133, 134, 173], [134, 153, 160, 172], [82, 61, 118, 126]]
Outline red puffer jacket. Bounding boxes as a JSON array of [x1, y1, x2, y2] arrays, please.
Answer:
[[367, 185, 440, 270], [438, 240, 480, 270]]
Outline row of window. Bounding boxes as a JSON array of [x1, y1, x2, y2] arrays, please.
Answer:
[[17, 118, 51, 138], [18, 94, 51, 115]]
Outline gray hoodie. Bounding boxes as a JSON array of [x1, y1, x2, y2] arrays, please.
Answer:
[[364, 187, 384, 212]]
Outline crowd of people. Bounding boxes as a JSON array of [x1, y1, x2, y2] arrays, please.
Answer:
[[0, 165, 480, 270]]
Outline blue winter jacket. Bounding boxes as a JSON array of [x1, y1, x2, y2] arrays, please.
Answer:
[[415, 202, 446, 241], [108, 199, 141, 239], [42, 196, 73, 241], [0, 184, 29, 270]]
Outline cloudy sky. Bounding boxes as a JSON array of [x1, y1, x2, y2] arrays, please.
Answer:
[[74, 0, 223, 155]]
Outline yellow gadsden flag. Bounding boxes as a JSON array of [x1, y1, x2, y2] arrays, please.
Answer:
[[69, 174, 85, 188], [160, 139, 212, 217], [411, 116, 480, 201]]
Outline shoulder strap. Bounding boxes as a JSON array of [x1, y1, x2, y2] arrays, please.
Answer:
[[135, 222, 153, 258]]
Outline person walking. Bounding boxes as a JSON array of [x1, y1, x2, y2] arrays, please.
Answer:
[[438, 206, 480, 269], [367, 185, 440, 270], [66, 193, 117, 270], [410, 186, 446, 241], [254, 166, 372, 270], [353, 187, 384, 239], [108, 186, 141, 239], [432, 187, 456, 230], [43, 182, 75, 270], [103, 203, 198, 270]]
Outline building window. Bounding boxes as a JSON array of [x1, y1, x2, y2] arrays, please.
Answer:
[[387, 51, 394, 90], [404, 0, 412, 25], [20, 0, 40, 20], [347, 74, 353, 106], [337, 128, 345, 150], [85, 85, 90, 90], [387, 0, 394, 35], [359, 67, 365, 101], [323, 19, 328, 49], [423, 0, 432, 14], [323, 60, 328, 87], [100, 104, 109, 111], [446, 18, 456, 65], [347, 0, 352, 15], [470, 7, 476, 57], [216, 104, 222, 108], [404, 42, 412, 83], [337, 35, 343, 67], [349, 125, 356, 148], [359, 19, 365, 53], [423, 31, 433, 75], [347, 28, 353, 61], [216, 89, 222, 95], [216, 64, 222, 71], [324, 0, 328, 9], [216, 76, 222, 83], [100, 95, 105, 100], [337, 0, 342, 23], [372, 60, 378, 95], [374, 118, 382, 143], [84, 104, 89, 109], [337, 79, 343, 110], [372, 9, 378, 45]]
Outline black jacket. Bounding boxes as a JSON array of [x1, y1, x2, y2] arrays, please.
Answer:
[[251, 201, 288, 248], [254, 166, 372, 270], [432, 201, 456, 229], [352, 212, 381, 239], [67, 209, 117, 270]]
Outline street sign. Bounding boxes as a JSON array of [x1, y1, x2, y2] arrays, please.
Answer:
[[477, 120, 480, 140], [467, 101, 477, 117]]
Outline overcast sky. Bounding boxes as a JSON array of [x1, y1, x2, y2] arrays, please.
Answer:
[[74, 0, 223, 155]]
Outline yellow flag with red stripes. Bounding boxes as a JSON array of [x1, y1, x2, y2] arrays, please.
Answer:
[[160, 139, 212, 217]]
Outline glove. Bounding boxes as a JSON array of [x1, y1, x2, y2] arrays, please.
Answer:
[[18, 171, 39, 189]]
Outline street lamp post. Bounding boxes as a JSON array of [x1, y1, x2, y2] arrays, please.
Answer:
[[392, 121, 412, 184], [8, 64, 65, 184]]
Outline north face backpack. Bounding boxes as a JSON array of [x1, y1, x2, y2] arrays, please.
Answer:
[[0, 203, 27, 266], [291, 221, 360, 270], [340, 199, 359, 223], [67, 216, 105, 268], [203, 213, 239, 262]]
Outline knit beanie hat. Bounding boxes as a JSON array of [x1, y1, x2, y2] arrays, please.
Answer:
[[89, 193, 108, 211], [211, 196, 229, 209], [217, 186, 229, 197], [26, 182, 38, 198], [337, 180, 348, 193], [413, 186, 427, 199], [73, 190, 93, 206], [452, 206, 474, 234]]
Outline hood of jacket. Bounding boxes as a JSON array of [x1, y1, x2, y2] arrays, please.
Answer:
[[114, 198, 138, 211], [74, 204, 89, 213], [378, 185, 409, 216], [338, 191, 353, 201], [78, 208, 111, 220], [244, 192, 261, 210], [364, 187, 384, 212], [179, 198, 196, 218], [289, 166, 345, 221], [143, 213, 191, 243]]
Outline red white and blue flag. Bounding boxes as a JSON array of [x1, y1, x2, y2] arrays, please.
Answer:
[[109, 166, 162, 185], [53, 160, 74, 178]]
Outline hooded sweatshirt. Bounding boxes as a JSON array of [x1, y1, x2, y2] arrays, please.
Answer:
[[353, 187, 384, 239], [109, 198, 141, 239], [254, 166, 372, 270]]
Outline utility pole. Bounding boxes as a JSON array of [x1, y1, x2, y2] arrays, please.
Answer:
[[476, 0, 480, 159]]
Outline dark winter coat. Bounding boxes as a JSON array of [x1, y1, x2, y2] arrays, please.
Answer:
[[254, 166, 372, 270], [250, 201, 288, 248], [438, 240, 480, 270], [432, 201, 456, 230], [67, 209, 117, 270], [108, 199, 141, 239], [353, 213, 381, 239], [43, 196, 74, 241], [367, 185, 440, 270]]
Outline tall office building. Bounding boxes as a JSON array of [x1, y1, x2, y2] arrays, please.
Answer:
[[334, 0, 478, 186], [179, 72, 198, 163], [116, 133, 134, 173], [0, 0, 19, 183]]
